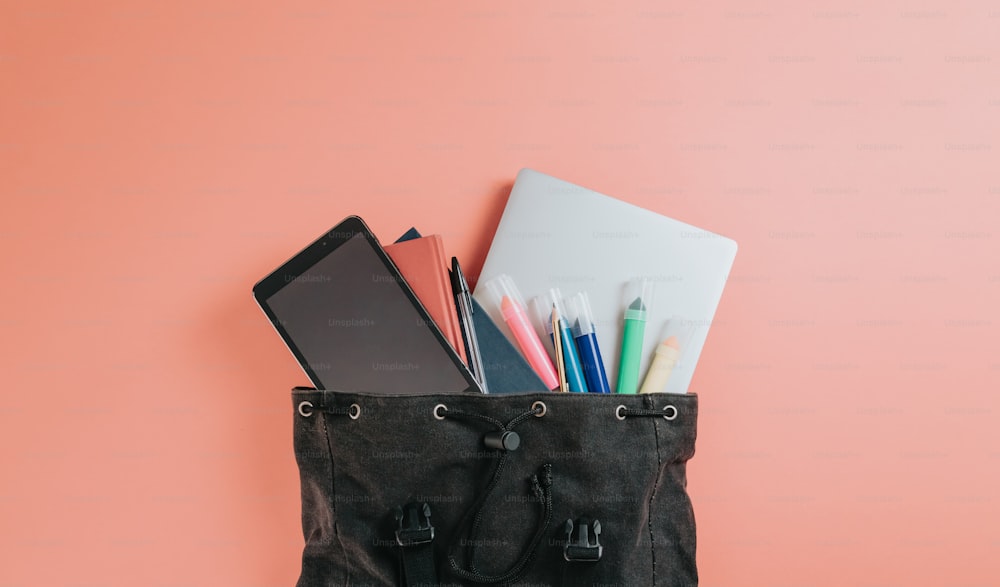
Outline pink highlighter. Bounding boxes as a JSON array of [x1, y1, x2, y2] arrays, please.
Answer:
[[482, 274, 559, 390]]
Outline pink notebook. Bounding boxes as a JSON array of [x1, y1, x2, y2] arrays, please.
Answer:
[[384, 235, 467, 364]]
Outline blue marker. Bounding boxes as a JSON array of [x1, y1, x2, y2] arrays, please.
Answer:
[[531, 289, 589, 393], [564, 291, 611, 393]]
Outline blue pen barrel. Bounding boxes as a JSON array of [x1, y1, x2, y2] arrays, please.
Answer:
[[563, 290, 612, 394], [574, 332, 611, 393]]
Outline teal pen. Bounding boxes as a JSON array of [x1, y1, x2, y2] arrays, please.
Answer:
[[531, 289, 589, 393], [616, 278, 653, 394]]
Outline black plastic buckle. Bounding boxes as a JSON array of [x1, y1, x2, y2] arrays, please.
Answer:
[[394, 502, 435, 547], [564, 518, 602, 562]]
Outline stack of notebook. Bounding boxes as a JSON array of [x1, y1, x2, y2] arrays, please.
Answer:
[[387, 229, 547, 394]]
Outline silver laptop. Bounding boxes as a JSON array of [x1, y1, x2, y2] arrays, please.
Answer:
[[473, 169, 738, 394]]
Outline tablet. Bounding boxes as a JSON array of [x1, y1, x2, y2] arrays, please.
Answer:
[[253, 216, 482, 394]]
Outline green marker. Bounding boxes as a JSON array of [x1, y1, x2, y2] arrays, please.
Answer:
[[616, 278, 652, 394]]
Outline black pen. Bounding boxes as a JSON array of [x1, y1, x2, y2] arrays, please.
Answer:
[[450, 257, 489, 393]]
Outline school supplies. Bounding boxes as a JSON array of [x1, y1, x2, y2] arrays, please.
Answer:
[[551, 304, 568, 391], [564, 291, 611, 393], [481, 274, 559, 390], [531, 290, 588, 392], [475, 169, 738, 394], [450, 257, 488, 391], [616, 277, 652, 394], [261, 172, 725, 586], [384, 235, 467, 364], [639, 336, 681, 394], [393, 229, 548, 394]]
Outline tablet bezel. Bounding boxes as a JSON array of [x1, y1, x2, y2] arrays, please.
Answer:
[[252, 215, 482, 393]]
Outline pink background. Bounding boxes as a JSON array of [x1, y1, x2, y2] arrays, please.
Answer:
[[2, 1, 998, 585]]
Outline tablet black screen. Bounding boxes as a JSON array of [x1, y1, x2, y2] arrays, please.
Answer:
[[263, 232, 474, 393]]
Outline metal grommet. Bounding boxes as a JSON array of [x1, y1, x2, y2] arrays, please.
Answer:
[[615, 405, 627, 421], [433, 404, 448, 420], [348, 403, 361, 420], [298, 401, 313, 418], [531, 401, 547, 417], [663, 405, 678, 421]]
